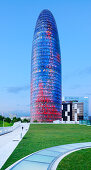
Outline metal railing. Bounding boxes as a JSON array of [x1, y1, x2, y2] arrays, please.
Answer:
[[0, 121, 21, 135], [79, 120, 91, 125]]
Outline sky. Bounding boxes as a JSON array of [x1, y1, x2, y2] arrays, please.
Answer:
[[0, 0, 91, 117]]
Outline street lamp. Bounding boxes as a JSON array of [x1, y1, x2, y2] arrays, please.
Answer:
[[3, 119, 4, 127]]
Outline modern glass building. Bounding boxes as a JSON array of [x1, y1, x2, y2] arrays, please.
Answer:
[[65, 96, 89, 120], [31, 9, 62, 122]]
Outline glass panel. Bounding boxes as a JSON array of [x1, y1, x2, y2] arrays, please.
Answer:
[[25, 154, 54, 163], [47, 147, 69, 152], [36, 149, 60, 157], [11, 161, 49, 170]]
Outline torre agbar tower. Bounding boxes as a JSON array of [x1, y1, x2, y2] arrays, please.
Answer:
[[31, 9, 62, 122]]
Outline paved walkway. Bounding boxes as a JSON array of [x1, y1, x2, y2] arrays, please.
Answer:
[[0, 123, 30, 169], [7, 142, 91, 170]]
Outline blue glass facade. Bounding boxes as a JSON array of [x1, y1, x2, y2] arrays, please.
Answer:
[[65, 96, 89, 120], [31, 9, 62, 122]]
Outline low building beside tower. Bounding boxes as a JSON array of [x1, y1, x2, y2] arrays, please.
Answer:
[[65, 96, 88, 120], [62, 101, 83, 122]]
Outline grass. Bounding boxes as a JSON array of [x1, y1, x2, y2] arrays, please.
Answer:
[[57, 148, 91, 170], [0, 120, 13, 127], [1, 124, 91, 170]]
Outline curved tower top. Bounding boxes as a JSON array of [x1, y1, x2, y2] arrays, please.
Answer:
[[33, 9, 60, 54], [31, 9, 62, 122]]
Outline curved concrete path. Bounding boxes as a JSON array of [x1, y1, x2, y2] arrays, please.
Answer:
[[6, 142, 91, 170], [0, 123, 30, 169]]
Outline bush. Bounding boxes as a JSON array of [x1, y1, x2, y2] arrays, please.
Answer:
[[33, 120, 38, 123], [5, 117, 11, 123], [11, 117, 21, 123], [22, 119, 30, 123]]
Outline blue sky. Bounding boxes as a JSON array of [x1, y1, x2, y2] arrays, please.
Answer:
[[0, 0, 91, 116]]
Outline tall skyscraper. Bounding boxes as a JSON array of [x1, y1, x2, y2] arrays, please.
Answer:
[[31, 9, 62, 122]]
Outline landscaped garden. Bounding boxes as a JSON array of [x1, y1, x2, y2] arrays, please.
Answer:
[[0, 115, 29, 127], [0, 120, 13, 127], [57, 148, 91, 170], [1, 124, 91, 170]]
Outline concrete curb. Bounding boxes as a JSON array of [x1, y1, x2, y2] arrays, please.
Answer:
[[49, 146, 91, 170]]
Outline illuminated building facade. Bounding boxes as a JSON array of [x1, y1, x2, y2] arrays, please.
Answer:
[[31, 9, 62, 122]]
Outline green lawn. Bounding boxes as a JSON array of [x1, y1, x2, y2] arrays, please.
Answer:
[[0, 120, 13, 127], [1, 124, 91, 170], [57, 148, 91, 170]]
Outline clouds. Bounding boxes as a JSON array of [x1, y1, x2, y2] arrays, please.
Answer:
[[63, 66, 91, 80], [78, 66, 91, 76], [86, 93, 91, 96], [17, 104, 30, 107], [69, 84, 81, 90], [7, 85, 30, 94]]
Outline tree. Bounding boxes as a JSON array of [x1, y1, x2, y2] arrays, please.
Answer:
[[22, 119, 30, 123], [5, 117, 11, 123], [0, 115, 4, 121]]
